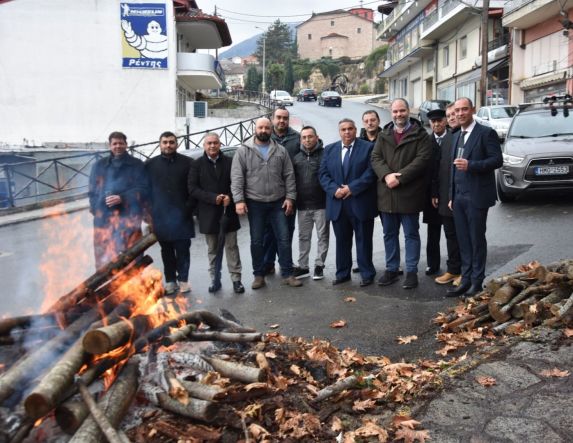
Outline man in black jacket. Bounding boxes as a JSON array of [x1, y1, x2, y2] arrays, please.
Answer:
[[145, 131, 195, 294], [292, 126, 329, 280], [89, 131, 148, 270], [359, 110, 382, 143], [188, 133, 244, 294]]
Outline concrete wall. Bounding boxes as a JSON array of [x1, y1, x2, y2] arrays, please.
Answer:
[[297, 12, 380, 60], [0, 0, 177, 147]]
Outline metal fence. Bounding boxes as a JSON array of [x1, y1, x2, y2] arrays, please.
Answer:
[[0, 91, 272, 209]]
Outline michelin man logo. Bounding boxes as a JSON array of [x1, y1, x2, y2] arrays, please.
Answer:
[[121, 19, 168, 59]]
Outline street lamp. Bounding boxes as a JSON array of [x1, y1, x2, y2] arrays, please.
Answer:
[[255, 26, 266, 94]]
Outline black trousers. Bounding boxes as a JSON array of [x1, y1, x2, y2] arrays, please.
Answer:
[[159, 239, 191, 283], [426, 216, 462, 275]]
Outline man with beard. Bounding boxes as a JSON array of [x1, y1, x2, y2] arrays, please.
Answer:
[[262, 107, 301, 276], [359, 110, 382, 142], [89, 131, 148, 270], [292, 126, 329, 280], [371, 98, 432, 290], [145, 131, 194, 294], [231, 117, 302, 289]]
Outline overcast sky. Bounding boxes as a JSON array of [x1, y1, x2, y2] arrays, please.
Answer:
[[199, 0, 382, 48]]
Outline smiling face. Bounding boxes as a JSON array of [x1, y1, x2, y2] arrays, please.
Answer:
[[147, 20, 162, 34], [203, 134, 221, 159], [391, 99, 410, 128], [109, 137, 128, 157], [454, 98, 475, 129]]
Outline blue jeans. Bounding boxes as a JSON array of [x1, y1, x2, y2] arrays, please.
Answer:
[[247, 199, 293, 277], [380, 212, 421, 273], [263, 212, 296, 270]]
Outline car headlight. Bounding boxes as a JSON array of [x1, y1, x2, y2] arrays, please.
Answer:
[[502, 153, 524, 165]]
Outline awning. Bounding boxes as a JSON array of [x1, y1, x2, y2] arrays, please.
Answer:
[[520, 70, 568, 90], [488, 57, 508, 73]]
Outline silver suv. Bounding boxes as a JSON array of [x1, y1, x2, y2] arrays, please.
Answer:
[[496, 95, 573, 202]]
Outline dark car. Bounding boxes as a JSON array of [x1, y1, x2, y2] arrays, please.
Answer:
[[318, 91, 342, 107], [496, 96, 573, 202], [181, 145, 238, 160], [417, 100, 450, 125], [297, 89, 317, 102]]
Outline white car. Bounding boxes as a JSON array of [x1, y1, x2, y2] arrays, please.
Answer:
[[475, 105, 517, 140], [269, 90, 294, 106]]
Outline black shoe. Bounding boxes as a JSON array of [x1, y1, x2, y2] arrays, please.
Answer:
[[425, 266, 439, 276], [402, 272, 418, 289], [208, 281, 222, 293], [446, 282, 471, 297], [360, 278, 374, 287], [378, 271, 400, 286], [263, 265, 275, 276], [352, 267, 360, 273], [465, 283, 483, 297], [293, 267, 310, 279], [233, 281, 245, 294], [332, 276, 351, 285], [313, 266, 324, 280]]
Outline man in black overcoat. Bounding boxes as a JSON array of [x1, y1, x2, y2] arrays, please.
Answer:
[[188, 133, 244, 294], [145, 131, 195, 294]]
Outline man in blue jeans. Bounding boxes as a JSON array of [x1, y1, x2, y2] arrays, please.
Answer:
[[371, 98, 432, 289], [231, 117, 302, 289]]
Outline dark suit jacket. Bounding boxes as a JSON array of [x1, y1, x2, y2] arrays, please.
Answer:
[[319, 138, 377, 222], [450, 121, 503, 208], [430, 130, 455, 217], [188, 153, 240, 235]]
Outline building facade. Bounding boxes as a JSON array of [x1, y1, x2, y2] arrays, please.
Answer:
[[0, 0, 231, 147], [503, 0, 573, 103], [378, 0, 508, 109], [297, 8, 382, 61]]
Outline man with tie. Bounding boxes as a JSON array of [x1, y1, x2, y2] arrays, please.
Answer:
[[425, 109, 462, 286], [447, 97, 502, 297], [319, 118, 377, 286], [371, 98, 432, 289]]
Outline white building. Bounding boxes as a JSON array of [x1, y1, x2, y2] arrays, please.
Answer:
[[378, 0, 508, 108], [0, 0, 231, 147]]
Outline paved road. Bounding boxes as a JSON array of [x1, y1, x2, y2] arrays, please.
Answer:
[[1, 99, 573, 361]]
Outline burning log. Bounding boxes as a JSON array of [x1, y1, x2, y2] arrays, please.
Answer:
[[55, 399, 90, 435], [75, 377, 128, 443], [83, 316, 151, 355], [68, 360, 138, 443], [47, 233, 157, 314], [202, 356, 266, 384]]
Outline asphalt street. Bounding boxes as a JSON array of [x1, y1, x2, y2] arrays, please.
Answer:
[[1, 98, 573, 362]]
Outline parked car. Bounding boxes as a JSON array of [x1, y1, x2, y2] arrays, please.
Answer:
[[474, 105, 517, 140], [417, 100, 450, 125], [297, 89, 317, 101], [269, 90, 294, 106], [181, 145, 238, 160], [486, 92, 506, 105], [318, 91, 342, 107], [496, 98, 573, 202]]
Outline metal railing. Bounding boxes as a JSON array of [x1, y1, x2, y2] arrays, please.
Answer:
[[0, 91, 272, 209], [487, 34, 510, 51]]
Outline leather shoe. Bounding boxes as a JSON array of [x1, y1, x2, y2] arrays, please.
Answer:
[[359, 278, 374, 287], [446, 283, 471, 297], [465, 284, 483, 297], [233, 281, 245, 294], [425, 266, 439, 276], [208, 281, 222, 293], [332, 276, 351, 285], [352, 267, 360, 273]]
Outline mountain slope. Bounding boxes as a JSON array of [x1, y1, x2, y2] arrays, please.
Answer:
[[220, 23, 299, 59]]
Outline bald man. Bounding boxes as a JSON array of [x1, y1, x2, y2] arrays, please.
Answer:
[[231, 118, 302, 289]]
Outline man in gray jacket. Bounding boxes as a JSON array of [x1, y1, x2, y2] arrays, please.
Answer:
[[231, 117, 302, 289]]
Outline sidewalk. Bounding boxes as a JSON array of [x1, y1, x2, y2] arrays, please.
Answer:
[[0, 198, 89, 228], [414, 327, 572, 442]]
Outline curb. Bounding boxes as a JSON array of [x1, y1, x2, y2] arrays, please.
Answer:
[[0, 200, 90, 228]]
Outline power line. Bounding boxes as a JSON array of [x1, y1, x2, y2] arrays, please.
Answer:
[[216, 0, 382, 18]]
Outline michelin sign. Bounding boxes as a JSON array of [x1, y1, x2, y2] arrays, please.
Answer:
[[121, 3, 168, 69]]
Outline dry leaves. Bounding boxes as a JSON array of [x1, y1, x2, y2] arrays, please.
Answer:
[[397, 335, 418, 344], [392, 415, 431, 443], [475, 376, 497, 386], [564, 328, 573, 338], [539, 368, 570, 378], [352, 398, 377, 411], [330, 319, 347, 328]]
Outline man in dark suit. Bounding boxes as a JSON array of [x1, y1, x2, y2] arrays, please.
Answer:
[[426, 109, 461, 286], [188, 133, 244, 294], [319, 118, 377, 286], [447, 97, 502, 297]]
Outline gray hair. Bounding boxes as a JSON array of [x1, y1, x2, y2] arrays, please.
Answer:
[[338, 118, 356, 128]]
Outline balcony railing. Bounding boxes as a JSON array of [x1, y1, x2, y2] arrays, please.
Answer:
[[502, 0, 535, 14], [487, 34, 510, 51]]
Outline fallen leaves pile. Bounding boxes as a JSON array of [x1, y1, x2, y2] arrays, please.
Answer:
[[123, 333, 464, 442]]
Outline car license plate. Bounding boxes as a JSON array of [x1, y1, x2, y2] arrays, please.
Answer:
[[534, 166, 569, 176]]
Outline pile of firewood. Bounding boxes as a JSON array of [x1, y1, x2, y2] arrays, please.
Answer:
[[435, 260, 573, 336]]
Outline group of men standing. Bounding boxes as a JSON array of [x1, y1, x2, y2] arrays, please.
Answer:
[[88, 95, 502, 298]]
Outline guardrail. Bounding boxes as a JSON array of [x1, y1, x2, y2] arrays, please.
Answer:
[[0, 91, 272, 209]]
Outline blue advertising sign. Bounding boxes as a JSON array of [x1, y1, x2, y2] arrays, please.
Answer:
[[120, 3, 168, 69]]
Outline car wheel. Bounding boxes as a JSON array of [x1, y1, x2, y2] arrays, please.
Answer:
[[496, 179, 517, 203]]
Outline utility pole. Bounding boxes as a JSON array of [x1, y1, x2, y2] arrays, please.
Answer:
[[255, 26, 266, 94], [480, 0, 490, 107]]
